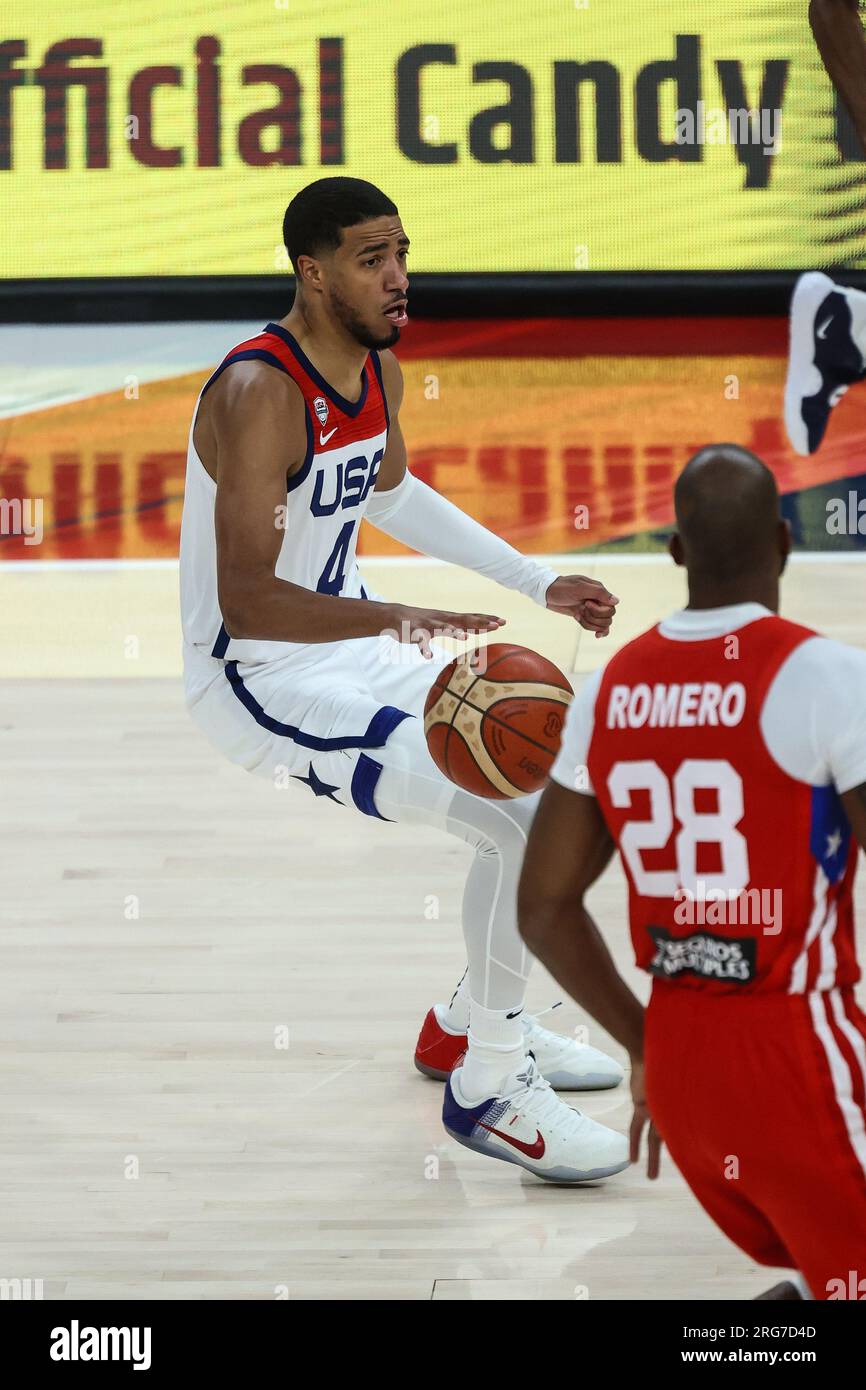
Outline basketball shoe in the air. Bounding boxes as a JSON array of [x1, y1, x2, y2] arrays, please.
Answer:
[[785, 271, 866, 455], [443, 1055, 630, 1183], [414, 1003, 624, 1090]]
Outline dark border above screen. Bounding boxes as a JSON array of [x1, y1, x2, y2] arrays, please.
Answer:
[[6, 272, 866, 323]]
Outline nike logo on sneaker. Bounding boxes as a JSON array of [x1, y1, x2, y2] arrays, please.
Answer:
[[506, 1008, 524, 1019], [476, 1120, 545, 1159], [319, 427, 338, 444], [817, 316, 833, 340]]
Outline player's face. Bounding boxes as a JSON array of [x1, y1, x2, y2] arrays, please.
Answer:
[[325, 217, 410, 350]]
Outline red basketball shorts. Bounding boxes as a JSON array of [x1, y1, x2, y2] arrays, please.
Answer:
[[645, 982, 866, 1300]]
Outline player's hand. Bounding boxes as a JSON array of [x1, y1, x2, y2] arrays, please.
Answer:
[[629, 1056, 663, 1179], [544, 575, 619, 639], [387, 604, 506, 659]]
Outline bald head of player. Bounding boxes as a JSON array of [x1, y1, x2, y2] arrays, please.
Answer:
[[670, 444, 792, 611]]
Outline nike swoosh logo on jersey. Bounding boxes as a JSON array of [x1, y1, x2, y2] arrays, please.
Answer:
[[476, 1119, 545, 1159], [817, 316, 833, 340], [319, 427, 338, 444]]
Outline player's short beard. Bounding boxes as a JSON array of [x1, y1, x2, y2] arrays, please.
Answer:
[[328, 283, 399, 350]]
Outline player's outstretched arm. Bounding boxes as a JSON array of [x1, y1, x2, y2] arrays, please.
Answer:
[[517, 780, 662, 1177], [210, 362, 504, 653], [369, 351, 619, 637], [810, 0, 866, 156]]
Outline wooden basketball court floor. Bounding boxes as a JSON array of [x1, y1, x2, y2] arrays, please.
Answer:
[[2, 553, 864, 1301]]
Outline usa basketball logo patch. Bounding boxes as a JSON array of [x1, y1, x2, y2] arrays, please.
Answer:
[[313, 396, 329, 425]]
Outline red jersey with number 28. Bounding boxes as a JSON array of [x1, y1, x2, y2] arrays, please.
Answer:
[[585, 615, 858, 995]]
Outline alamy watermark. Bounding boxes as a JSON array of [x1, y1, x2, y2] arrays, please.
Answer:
[[0, 496, 43, 545], [674, 882, 782, 935], [376, 623, 493, 670], [675, 103, 782, 156], [0, 1277, 43, 1300], [826, 491, 866, 537]]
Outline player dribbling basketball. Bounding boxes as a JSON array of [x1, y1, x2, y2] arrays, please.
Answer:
[[179, 176, 629, 1182]]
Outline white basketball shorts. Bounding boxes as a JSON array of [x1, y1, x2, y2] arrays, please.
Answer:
[[183, 627, 457, 824]]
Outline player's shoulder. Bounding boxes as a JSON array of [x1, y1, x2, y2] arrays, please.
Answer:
[[563, 666, 604, 735], [592, 621, 665, 674], [205, 354, 306, 424], [775, 632, 866, 688], [575, 665, 605, 707], [765, 634, 866, 734]]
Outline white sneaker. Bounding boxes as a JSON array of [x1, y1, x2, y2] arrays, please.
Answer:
[[415, 1003, 623, 1091], [784, 271, 866, 455], [522, 1015, 624, 1090], [443, 1055, 630, 1183]]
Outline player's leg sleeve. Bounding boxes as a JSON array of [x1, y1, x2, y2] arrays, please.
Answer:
[[373, 715, 542, 1012]]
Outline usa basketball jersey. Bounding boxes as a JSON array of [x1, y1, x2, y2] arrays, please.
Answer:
[[556, 612, 859, 995], [179, 322, 389, 666]]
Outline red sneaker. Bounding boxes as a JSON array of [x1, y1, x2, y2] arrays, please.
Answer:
[[414, 1006, 466, 1079], [415, 1004, 625, 1090]]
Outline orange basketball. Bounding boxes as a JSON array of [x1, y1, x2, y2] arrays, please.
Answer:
[[423, 643, 573, 799]]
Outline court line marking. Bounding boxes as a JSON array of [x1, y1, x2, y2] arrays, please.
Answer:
[[294, 1059, 362, 1102], [1, 553, 864, 573]]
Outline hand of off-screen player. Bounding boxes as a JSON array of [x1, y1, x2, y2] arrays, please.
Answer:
[[387, 602, 506, 659], [544, 575, 620, 639], [629, 1057, 664, 1180]]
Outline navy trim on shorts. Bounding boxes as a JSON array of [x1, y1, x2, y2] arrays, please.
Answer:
[[351, 753, 393, 821], [224, 660, 414, 751], [265, 322, 369, 418]]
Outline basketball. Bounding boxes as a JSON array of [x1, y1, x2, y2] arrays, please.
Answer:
[[423, 643, 574, 799]]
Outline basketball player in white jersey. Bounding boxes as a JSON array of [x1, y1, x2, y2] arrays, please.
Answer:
[[179, 177, 630, 1182]]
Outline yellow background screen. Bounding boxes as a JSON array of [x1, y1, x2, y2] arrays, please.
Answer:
[[2, 0, 864, 275]]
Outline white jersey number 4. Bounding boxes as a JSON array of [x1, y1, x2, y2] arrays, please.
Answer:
[[607, 758, 750, 898]]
